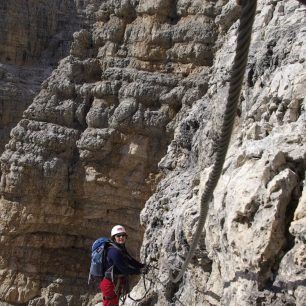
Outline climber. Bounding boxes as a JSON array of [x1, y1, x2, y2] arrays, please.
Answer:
[[99, 225, 148, 306]]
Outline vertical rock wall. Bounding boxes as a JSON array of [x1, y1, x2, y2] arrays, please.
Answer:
[[133, 1, 306, 305], [0, 0, 83, 164], [0, 0, 223, 304], [0, 0, 79, 65], [0, 0, 305, 305]]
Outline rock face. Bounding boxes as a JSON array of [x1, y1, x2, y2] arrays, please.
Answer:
[[0, 0, 86, 164], [132, 1, 306, 305], [0, 0, 305, 305], [0, 0, 80, 65]]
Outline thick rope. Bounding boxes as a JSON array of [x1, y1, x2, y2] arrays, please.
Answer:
[[169, 0, 257, 283]]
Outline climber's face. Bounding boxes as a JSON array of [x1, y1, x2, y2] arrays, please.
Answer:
[[114, 233, 127, 244]]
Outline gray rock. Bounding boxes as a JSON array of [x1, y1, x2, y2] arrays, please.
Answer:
[[0, 0, 305, 305]]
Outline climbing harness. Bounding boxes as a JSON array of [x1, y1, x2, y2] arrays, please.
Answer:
[[168, 0, 258, 283]]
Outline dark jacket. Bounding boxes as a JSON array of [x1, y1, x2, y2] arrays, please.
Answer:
[[106, 244, 144, 276]]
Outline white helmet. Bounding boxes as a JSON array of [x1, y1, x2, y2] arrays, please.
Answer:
[[111, 225, 126, 237]]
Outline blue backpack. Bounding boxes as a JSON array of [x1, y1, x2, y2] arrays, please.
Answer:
[[88, 237, 114, 284]]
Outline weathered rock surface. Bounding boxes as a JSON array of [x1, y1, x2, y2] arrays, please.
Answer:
[[0, 0, 84, 65], [0, 0, 218, 304], [0, 0, 87, 165], [130, 1, 306, 305], [0, 0, 305, 305]]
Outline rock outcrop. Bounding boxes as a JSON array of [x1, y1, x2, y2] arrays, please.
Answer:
[[0, 0, 305, 305], [131, 1, 306, 305], [0, 0, 86, 163]]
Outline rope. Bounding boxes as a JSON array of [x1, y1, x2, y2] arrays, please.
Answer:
[[143, 268, 187, 306], [138, 269, 219, 306], [125, 274, 153, 302], [168, 0, 257, 283]]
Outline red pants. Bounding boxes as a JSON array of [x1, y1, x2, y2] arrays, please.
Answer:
[[99, 277, 125, 306]]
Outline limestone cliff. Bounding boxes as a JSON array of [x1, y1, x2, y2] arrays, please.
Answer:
[[0, 0, 305, 305], [0, 0, 87, 162]]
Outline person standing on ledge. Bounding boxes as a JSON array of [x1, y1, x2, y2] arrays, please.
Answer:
[[100, 225, 148, 306]]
